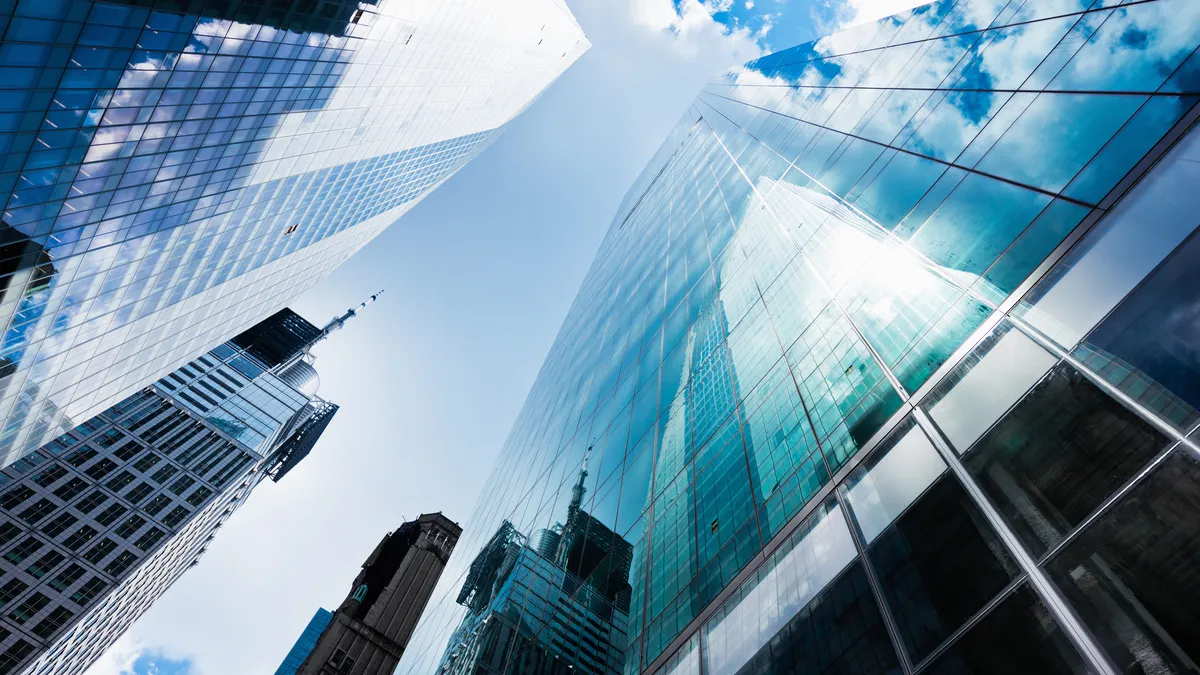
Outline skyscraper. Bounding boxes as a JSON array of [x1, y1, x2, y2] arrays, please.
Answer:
[[295, 512, 460, 675], [0, 0, 589, 467], [401, 2, 1200, 675], [0, 298, 358, 675]]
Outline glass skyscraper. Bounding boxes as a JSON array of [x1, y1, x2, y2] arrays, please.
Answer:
[[0, 0, 588, 466], [401, 2, 1200, 675], [0, 304, 337, 675]]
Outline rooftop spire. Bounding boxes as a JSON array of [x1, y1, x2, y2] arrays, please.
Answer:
[[307, 289, 384, 353]]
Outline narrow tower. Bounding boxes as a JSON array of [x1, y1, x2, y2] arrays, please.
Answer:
[[296, 513, 461, 675]]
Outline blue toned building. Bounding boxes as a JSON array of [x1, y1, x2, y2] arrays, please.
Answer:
[[277, 608, 335, 675], [0, 0, 589, 467], [399, 2, 1200, 675]]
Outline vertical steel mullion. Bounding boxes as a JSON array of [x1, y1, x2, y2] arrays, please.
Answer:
[[833, 488, 916, 675], [911, 407, 1118, 675]]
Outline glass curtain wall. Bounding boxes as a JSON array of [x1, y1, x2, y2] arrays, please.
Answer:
[[400, 2, 1200, 675]]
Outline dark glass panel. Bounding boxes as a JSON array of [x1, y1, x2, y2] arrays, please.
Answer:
[[844, 421, 1020, 662], [1046, 449, 1200, 674], [731, 562, 901, 675], [964, 362, 1171, 557], [1078, 228, 1200, 431], [922, 585, 1090, 675]]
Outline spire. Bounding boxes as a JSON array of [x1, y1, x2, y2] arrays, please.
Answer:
[[306, 290, 384, 354], [556, 447, 591, 567]]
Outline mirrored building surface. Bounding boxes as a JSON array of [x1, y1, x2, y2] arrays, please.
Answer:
[[0, 0, 588, 467], [400, 2, 1200, 675]]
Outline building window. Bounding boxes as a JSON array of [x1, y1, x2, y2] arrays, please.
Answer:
[[150, 464, 179, 484], [18, 499, 57, 524], [114, 515, 147, 539], [63, 526, 98, 551], [43, 512, 77, 538], [0, 579, 28, 606], [112, 442, 140, 462], [186, 487, 213, 507], [162, 506, 190, 529], [134, 528, 165, 551], [53, 477, 88, 501], [0, 640, 35, 674], [95, 503, 128, 527], [85, 459, 118, 481], [31, 464, 67, 488], [0, 486, 35, 511], [25, 550, 65, 579], [2, 537, 43, 565], [31, 606, 73, 639], [74, 490, 107, 514], [64, 447, 97, 467], [7, 592, 49, 624], [125, 482, 154, 505], [104, 471, 136, 492], [0, 523, 19, 547], [143, 495, 172, 516], [104, 552, 139, 577], [82, 539, 118, 565], [132, 453, 161, 473], [169, 476, 195, 495], [94, 430, 123, 449], [69, 578, 107, 606], [47, 564, 85, 593]]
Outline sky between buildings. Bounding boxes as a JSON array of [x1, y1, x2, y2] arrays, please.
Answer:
[[82, 0, 924, 673]]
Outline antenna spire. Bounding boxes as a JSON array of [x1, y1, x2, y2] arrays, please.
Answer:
[[305, 290, 384, 354]]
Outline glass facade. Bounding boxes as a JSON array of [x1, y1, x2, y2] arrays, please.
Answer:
[[275, 608, 334, 675], [0, 0, 588, 467], [400, 2, 1200, 675]]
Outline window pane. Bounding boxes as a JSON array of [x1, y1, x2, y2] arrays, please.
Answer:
[[844, 420, 948, 544], [1045, 449, 1200, 674], [963, 362, 1171, 558], [1075, 228, 1200, 431], [924, 322, 1058, 453], [703, 499, 860, 675], [1016, 128, 1200, 348], [849, 422, 1020, 662], [922, 585, 1090, 675]]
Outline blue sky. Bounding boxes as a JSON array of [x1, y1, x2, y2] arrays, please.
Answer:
[[83, 0, 921, 673]]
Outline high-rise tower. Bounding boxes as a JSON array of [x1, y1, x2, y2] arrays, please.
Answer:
[[401, 2, 1200, 675], [295, 513, 461, 675], [0, 0, 588, 467], [0, 295, 373, 675]]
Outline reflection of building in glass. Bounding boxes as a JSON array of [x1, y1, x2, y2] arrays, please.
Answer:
[[401, 2, 1200, 675], [0, 299, 359, 674], [437, 463, 632, 675], [295, 513, 460, 675], [0, 0, 588, 468]]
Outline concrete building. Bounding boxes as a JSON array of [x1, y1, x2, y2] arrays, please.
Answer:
[[297, 513, 461, 675]]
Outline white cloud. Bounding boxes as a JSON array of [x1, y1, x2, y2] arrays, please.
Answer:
[[85, 634, 143, 675], [629, 0, 766, 60], [821, 0, 926, 31]]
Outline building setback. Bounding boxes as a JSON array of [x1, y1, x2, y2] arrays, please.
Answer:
[[276, 608, 334, 675], [0, 0, 588, 467], [296, 513, 460, 675], [398, 2, 1200, 675], [0, 301, 347, 675]]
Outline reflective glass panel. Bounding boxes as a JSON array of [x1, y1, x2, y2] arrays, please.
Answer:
[[922, 585, 1091, 675], [1045, 449, 1200, 674], [847, 421, 1020, 663]]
